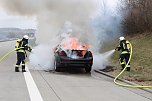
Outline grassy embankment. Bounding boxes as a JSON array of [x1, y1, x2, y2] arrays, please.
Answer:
[[111, 33, 152, 86]]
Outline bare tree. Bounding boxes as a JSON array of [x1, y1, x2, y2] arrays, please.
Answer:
[[119, 0, 152, 34]]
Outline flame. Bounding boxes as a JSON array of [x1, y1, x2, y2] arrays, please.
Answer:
[[62, 37, 90, 50]]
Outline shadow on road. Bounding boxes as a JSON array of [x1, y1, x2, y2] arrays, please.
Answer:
[[48, 67, 91, 76]]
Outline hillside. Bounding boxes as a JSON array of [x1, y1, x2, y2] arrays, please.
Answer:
[[111, 33, 152, 86], [0, 28, 36, 41]]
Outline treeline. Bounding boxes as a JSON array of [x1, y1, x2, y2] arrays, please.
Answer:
[[119, 0, 152, 34]]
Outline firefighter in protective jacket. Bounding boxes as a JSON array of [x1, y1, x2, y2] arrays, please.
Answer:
[[15, 35, 32, 72], [115, 36, 131, 71]]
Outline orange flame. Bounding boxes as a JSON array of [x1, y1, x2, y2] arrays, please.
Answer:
[[62, 37, 90, 50]]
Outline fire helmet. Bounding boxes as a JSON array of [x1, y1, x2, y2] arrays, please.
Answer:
[[23, 35, 29, 39], [119, 36, 125, 41]]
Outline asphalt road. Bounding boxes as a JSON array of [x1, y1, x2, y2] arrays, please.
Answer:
[[0, 41, 151, 101]]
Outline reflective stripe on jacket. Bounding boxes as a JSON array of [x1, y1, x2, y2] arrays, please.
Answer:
[[117, 40, 131, 54], [16, 40, 28, 53]]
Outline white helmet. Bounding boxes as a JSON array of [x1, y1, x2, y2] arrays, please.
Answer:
[[119, 36, 125, 41], [23, 35, 29, 39]]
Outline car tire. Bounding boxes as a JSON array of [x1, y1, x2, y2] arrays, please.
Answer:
[[54, 60, 60, 72], [85, 67, 92, 73]]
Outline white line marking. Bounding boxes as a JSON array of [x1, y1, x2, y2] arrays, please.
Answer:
[[24, 66, 44, 101]]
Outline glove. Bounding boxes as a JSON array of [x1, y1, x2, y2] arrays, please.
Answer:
[[29, 48, 32, 52], [115, 47, 118, 50], [28, 47, 32, 52]]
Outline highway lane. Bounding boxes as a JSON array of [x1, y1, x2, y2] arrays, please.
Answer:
[[0, 41, 30, 101], [0, 41, 151, 101], [33, 70, 152, 101]]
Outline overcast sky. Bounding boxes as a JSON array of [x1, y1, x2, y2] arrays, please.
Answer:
[[0, 8, 37, 29], [0, 0, 117, 29]]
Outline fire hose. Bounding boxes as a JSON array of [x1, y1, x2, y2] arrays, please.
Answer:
[[0, 47, 30, 63], [0, 47, 47, 71], [0, 48, 16, 62], [114, 42, 152, 88], [0, 43, 152, 88]]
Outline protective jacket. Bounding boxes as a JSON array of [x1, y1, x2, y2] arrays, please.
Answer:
[[15, 38, 32, 53], [15, 38, 32, 72], [117, 40, 130, 54], [116, 39, 131, 71]]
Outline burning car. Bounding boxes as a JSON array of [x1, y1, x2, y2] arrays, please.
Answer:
[[54, 37, 93, 72]]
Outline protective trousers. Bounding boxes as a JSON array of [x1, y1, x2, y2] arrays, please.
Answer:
[[119, 53, 131, 71], [15, 52, 26, 72]]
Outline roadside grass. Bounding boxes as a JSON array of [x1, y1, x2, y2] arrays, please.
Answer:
[[110, 33, 152, 86]]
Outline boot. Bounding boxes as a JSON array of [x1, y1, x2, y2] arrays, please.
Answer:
[[121, 64, 125, 70], [15, 67, 19, 72], [22, 65, 26, 72], [126, 67, 130, 71]]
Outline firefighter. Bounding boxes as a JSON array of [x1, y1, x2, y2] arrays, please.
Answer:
[[15, 35, 32, 72], [115, 36, 131, 71]]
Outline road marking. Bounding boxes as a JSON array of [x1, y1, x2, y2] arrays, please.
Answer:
[[24, 66, 44, 101]]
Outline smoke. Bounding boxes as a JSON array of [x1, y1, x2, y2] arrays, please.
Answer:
[[91, 0, 121, 52], [0, 0, 121, 70], [29, 44, 54, 70], [29, 34, 60, 70], [0, 0, 96, 43], [91, 0, 121, 69], [93, 50, 115, 70]]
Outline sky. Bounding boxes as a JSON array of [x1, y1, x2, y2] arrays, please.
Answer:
[[0, 8, 37, 29], [0, 0, 118, 29]]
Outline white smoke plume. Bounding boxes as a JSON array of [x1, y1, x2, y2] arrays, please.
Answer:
[[90, 0, 121, 70], [0, 0, 121, 70], [91, 0, 121, 52], [29, 44, 54, 70], [0, 0, 96, 43], [93, 50, 115, 70]]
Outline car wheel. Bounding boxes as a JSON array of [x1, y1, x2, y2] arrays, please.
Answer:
[[54, 60, 59, 72], [85, 67, 92, 73]]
